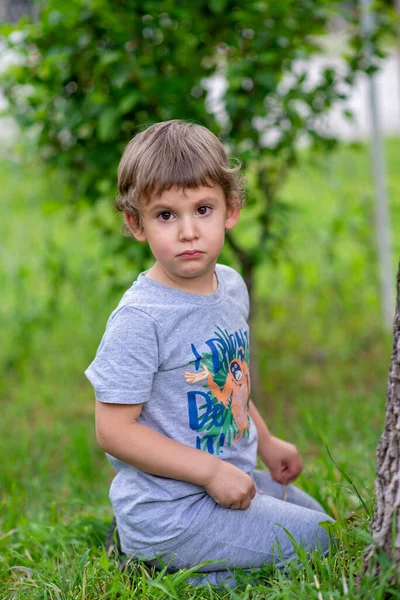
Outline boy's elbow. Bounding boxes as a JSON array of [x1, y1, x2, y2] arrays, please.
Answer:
[[95, 418, 138, 453], [95, 417, 120, 453], [96, 424, 111, 452], [95, 401, 143, 453]]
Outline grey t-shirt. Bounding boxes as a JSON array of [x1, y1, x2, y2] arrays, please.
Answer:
[[85, 263, 258, 554]]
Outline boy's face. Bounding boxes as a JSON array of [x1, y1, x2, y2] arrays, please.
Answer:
[[125, 183, 239, 292]]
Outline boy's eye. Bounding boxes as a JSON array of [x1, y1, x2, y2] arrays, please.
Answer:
[[196, 206, 211, 216], [157, 211, 174, 221]]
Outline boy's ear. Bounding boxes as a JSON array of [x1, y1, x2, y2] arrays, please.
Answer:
[[225, 205, 240, 231], [124, 213, 147, 242]]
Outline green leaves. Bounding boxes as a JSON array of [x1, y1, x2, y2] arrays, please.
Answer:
[[97, 107, 120, 141], [119, 91, 140, 115], [326, 445, 372, 517]]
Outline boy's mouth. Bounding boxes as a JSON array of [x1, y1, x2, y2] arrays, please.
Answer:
[[177, 250, 204, 258]]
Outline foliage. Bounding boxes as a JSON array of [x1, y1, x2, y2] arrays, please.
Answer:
[[0, 0, 395, 289]]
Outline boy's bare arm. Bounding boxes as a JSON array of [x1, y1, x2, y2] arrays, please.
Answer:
[[249, 400, 303, 484], [96, 401, 256, 509], [249, 400, 272, 455]]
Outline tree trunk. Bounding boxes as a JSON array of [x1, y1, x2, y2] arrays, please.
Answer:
[[362, 260, 400, 582]]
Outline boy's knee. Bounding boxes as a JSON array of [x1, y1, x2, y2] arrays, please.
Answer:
[[312, 515, 335, 555], [284, 514, 335, 562]]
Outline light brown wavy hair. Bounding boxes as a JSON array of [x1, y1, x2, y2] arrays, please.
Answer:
[[115, 120, 245, 233]]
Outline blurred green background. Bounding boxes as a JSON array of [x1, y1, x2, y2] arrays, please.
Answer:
[[1, 1, 400, 598]]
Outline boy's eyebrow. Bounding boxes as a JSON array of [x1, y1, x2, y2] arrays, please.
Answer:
[[149, 196, 220, 212]]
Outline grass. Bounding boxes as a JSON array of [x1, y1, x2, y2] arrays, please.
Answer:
[[1, 139, 399, 598]]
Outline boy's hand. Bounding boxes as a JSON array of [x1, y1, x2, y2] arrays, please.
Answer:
[[261, 435, 303, 485], [204, 460, 256, 510]]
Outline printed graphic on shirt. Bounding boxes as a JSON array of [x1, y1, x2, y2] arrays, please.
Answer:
[[184, 327, 251, 455]]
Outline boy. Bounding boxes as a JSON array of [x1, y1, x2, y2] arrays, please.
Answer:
[[85, 120, 332, 586]]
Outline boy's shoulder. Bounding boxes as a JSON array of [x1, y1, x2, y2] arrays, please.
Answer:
[[215, 262, 244, 283], [216, 263, 248, 296]]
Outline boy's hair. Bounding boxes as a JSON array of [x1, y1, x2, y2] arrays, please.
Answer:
[[116, 120, 245, 231]]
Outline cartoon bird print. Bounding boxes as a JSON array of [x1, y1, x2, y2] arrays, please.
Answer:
[[184, 347, 251, 441]]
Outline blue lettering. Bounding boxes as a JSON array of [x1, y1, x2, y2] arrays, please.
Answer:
[[188, 391, 229, 431], [188, 391, 213, 430], [196, 433, 226, 455], [190, 343, 203, 371], [204, 435, 216, 454], [196, 434, 216, 454], [190, 328, 248, 375], [205, 337, 228, 373], [212, 403, 226, 428]]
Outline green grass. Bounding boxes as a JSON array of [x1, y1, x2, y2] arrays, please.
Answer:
[[1, 140, 399, 598]]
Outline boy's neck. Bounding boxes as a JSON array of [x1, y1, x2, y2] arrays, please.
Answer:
[[145, 262, 218, 295]]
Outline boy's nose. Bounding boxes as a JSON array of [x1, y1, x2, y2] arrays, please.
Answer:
[[178, 217, 199, 241]]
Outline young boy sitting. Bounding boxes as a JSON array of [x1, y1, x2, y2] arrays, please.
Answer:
[[85, 120, 333, 586]]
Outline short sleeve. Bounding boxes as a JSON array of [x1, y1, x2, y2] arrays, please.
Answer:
[[85, 307, 162, 404]]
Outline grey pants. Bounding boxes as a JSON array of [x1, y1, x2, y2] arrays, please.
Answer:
[[143, 470, 334, 587]]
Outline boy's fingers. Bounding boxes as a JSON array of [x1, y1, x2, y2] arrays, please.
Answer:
[[269, 467, 281, 482], [241, 498, 252, 510], [285, 462, 302, 483]]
